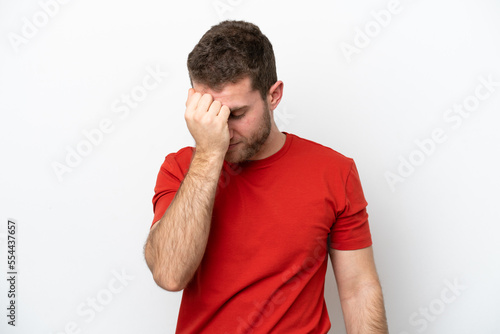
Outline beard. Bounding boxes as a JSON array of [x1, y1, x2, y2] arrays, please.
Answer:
[[225, 106, 271, 164]]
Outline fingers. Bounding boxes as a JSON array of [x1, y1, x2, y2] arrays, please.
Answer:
[[218, 105, 231, 121], [196, 94, 214, 115], [185, 89, 228, 120], [185, 91, 202, 113], [207, 100, 222, 117], [185, 88, 195, 107], [183, 88, 231, 155]]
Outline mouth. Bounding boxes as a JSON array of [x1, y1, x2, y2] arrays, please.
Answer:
[[228, 142, 240, 149]]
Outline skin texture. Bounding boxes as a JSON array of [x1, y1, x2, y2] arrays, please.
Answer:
[[330, 246, 389, 333], [144, 76, 388, 332]]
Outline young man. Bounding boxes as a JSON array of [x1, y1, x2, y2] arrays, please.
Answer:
[[144, 20, 388, 333]]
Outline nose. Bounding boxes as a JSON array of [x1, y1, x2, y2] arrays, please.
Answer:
[[228, 127, 234, 139]]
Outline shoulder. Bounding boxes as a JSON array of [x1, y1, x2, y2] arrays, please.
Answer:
[[287, 133, 354, 171], [160, 146, 195, 176], [165, 146, 194, 163]]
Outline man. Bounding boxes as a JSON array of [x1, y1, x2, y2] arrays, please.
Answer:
[[144, 20, 388, 333]]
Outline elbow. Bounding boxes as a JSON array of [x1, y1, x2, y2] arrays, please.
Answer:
[[144, 236, 189, 292], [152, 270, 187, 292], [144, 240, 184, 291]]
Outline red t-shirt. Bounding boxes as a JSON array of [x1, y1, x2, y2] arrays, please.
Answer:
[[151, 132, 372, 333]]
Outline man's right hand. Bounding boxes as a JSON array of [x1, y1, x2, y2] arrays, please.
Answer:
[[184, 88, 231, 157]]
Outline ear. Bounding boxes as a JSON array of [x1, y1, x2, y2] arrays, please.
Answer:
[[266, 80, 284, 111]]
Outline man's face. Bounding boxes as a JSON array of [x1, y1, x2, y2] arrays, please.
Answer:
[[192, 77, 272, 164]]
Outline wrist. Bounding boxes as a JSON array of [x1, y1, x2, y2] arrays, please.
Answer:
[[188, 151, 225, 184], [193, 147, 226, 162]]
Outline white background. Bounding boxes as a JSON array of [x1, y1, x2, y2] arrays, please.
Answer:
[[1, 0, 499, 333]]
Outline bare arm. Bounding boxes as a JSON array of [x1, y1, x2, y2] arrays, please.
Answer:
[[144, 89, 230, 291], [144, 151, 224, 291], [330, 246, 388, 334]]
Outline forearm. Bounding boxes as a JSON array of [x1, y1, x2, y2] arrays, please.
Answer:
[[145, 151, 224, 291], [340, 281, 388, 334]]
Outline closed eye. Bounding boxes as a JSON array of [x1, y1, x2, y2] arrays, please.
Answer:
[[229, 106, 248, 119], [229, 112, 245, 119]]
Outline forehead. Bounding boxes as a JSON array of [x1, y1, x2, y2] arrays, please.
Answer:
[[192, 77, 261, 108]]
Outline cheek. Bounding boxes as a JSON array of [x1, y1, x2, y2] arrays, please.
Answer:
[[230, 115, 254, 132], [245, 113, 261, 126], [243, 116, 261, 135]]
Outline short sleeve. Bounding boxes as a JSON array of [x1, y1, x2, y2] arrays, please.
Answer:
[[151, 150, 191, 228], [329, 161, 372, 250]]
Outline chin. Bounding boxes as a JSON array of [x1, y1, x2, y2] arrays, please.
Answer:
[[225, 147, 250, 164], [226, 155, 247, 164], [224, 152, 241, 164]]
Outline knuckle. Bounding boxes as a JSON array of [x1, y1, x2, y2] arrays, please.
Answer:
[[200, 116, 212, 126], [193, 113, 203, 122]]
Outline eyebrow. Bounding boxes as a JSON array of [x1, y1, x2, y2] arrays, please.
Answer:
[[229, 105, 249, 113]]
